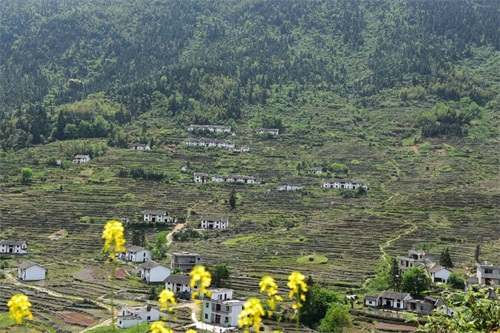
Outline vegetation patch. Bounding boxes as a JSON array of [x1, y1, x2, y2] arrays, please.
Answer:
[[222, 235, 256, 245], [297, 254, 329, 264]]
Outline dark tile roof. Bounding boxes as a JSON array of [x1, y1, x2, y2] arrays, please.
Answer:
[[164, 274, 191, 285], [144, 209, 167, 216], [0, 240, 27, 246], [140, 261, 164, 269], [125, 245, 147, 253], [18, 261, 43, 270], [379, 291, 411, 300], [364, 295, 378, 301]]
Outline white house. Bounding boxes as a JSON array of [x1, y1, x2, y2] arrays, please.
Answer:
[[73, 155, 90, 164], [202, 288, 244, 327], [377, 291, 413, 310], [428, 265, 453, 284], [0, 240, 28, 254], [140, 261, 171, 283], [255, 128, 279, 136], [143, 209, 176, 223], [476, 262, 500, 286], [117, 305, 160, 328], [171, 252, 202, 272], [131, 143, 151, 151], [310, 167, 323, 175], [119, 245, 152, 263], [18, 261, 46, 281], [364, 295, 378, 307], [211, 175, 260, 184], [200, 216, 229, 229], [238, 146, 250, 152], [164, 274, 194, 297], [185, 138, 235, 149], [397, 249, 436, 272], [194, 173, 209, 183], [188, 125, 231, 133], [322, 178, 368, 190], [277, 184, 302, 191]]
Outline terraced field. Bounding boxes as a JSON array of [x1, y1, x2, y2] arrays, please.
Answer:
[[0, 106, 498, 331]]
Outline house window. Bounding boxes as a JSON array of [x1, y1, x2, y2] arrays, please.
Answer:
[[147, 316, 151, 320], [485, 269, 493, 274], [206, 302, 209, 308], [205, 314, 208, 319]]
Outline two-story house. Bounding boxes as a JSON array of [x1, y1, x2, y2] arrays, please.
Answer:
[[322, 178, 368, 190], [143, 209, 176, 223], [171, 252, 202, 273], [202, 288, 244, 327], [397, 249, 435, 273], [73, 155, 91, 164], [476, 262, 500, 286], [0, 240, 28, 254], [200, 216, 229, 229]]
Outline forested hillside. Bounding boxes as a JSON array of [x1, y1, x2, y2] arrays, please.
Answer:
[[0, 0, 498, 150]]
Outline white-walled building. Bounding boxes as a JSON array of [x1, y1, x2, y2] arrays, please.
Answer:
[[117, 305, 160, 328], [143, 209, 176, 223], [310, 167, 323, 175], [200, 216, 229, 230], [255, 128, 279, 135], [185, 138, 235, 149], [476, 262, 500, 286], [0, 240, 28, 254], [131, 143, 151, 151], [18, 261, 46, 281], [188, 125, 231, 133], [211, 175, 260, 184], [140, 261, 171, 283], [238, 146, 250, 152], [202, 289, 244, 327], [194, 173, 209, 183], [73, 155, 90, 164], [428, 266, 453, 284], [365, 291, 413, 310], [322, 178, 368, 190], [397, 249, 435, 272], [277, 184, 302, 191], [119, 245, 152, 263], [164, 274, 194, 296], [171, 252, 202, 272]]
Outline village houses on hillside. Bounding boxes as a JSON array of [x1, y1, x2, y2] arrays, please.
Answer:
[[200, 216, 229, 229], [188, 124, 232, 133], [73, 155, 90, 164], [322, 178, 368, 190], [185, 138, 235, 149], [131, 143, 151, 150]]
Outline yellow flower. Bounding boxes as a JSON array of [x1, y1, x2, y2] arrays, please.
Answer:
[[150, 321, 173, 333], [186, 330, 198, 333], [189, 265, 212, 299], [238, 297, 265, 333], [287, 271, 307, 310], [159, 289, 176, 311], [8, 294, 33, 325], [259, 276, 279, 297], [259, 275, 283, 314], [102, 220, 126, 259]]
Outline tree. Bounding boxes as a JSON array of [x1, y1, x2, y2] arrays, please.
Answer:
[[440, 248, 454, 268], [211, 263, 231, 288], [401, 267, 432, 298], [300, 279, 341, 328], [448, 273, 465, 289], [20, 167, 33, 183], [474, 244, 480, 263], [318, 303, 352, 333], [388, 256, 402, 291], [131, 228, 146, 247], [229, 190, 237, 209], [416, 288, 500, 333], [152, 231, 169, 260]]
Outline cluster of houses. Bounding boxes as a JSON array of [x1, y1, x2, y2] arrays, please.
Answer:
[[194, 173, 261, 184], [322, 178, 368, 190], [185, 138, 235, 149], [131, 143, 151, 151], [364, 291, 456, 316]]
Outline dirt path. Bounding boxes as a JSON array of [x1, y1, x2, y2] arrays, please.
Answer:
[[79, 318, 112, 333], [167, 223, 185, 246]]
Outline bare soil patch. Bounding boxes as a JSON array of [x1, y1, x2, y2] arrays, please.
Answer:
[[49, 229, 68, 240], [375, 322, 416, 332], [409, 145, 420, 155], [433, 149, 447, 155], [74, 266, 105, 281], [56, 311, 95, 326]]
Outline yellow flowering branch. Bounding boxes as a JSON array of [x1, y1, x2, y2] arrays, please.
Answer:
[[102, 220, 126, 332], [287, 271, 308, 332], [238, 297, 265, 333], [8, 293, 33, 328]]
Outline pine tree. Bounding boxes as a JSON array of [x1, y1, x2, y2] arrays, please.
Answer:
[[440, 248, 454, 268]]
